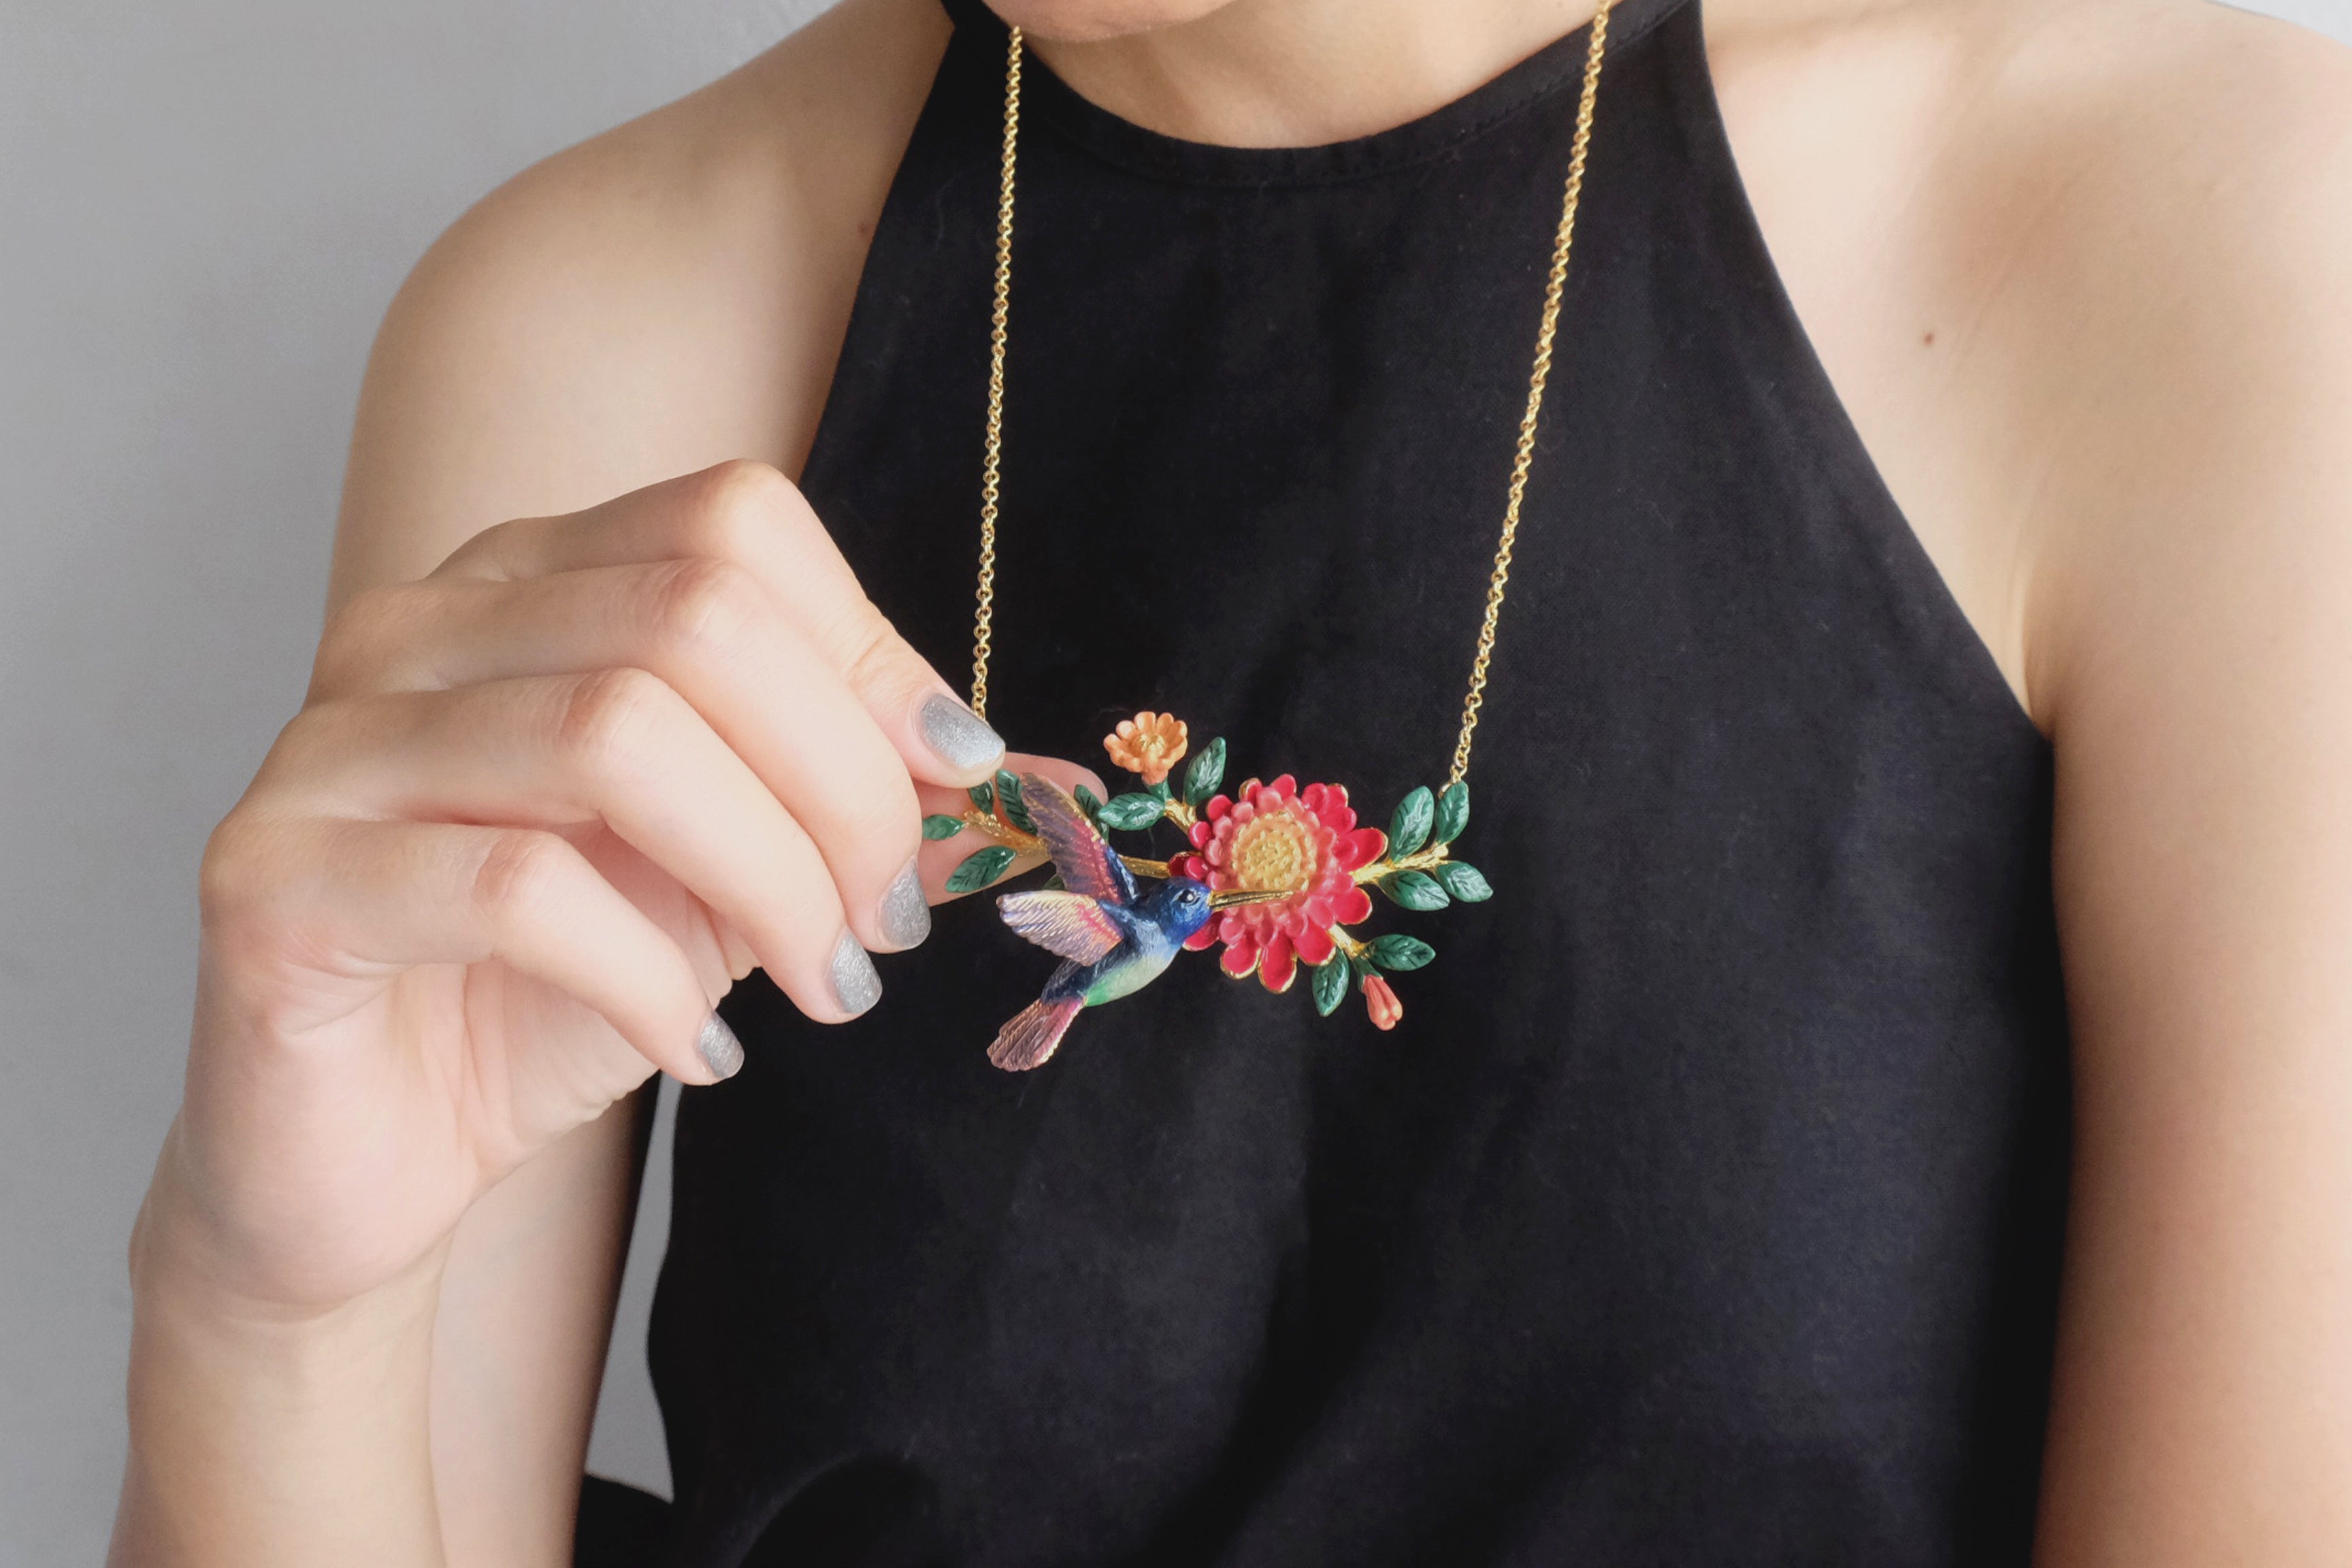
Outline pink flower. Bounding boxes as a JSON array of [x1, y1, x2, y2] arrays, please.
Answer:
[[1362, 974, 1403, 1031], [1169, 774, 1386, 993]]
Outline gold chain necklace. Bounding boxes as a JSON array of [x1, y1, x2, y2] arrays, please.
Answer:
[[926, 5, 1617, 1070]]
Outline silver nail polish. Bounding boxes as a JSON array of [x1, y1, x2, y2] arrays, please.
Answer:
[[830, 929, 883, 1017], [698, 1013, 744, 1080], [918, 693, 1004, 772], [878, 860, 932, 950]]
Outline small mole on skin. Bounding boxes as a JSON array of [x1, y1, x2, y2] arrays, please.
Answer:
[[1923, 329, 1937, 346]]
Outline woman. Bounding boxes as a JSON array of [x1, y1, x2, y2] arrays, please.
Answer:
[[111, 0, 2352, 1561]]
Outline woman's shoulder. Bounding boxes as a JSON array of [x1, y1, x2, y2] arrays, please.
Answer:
[[1978, 0, 2352, 717], [334, 0, 951, 591], [1994, 0, 2352, 300], [391, 0, 951, 466], [1715, 0, 2350, 721]]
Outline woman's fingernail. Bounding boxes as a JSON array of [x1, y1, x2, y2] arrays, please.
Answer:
[[878, 859, 932, 950], [831, 929, 883, 1017], [918, 693, 1004, 772], [698, 1013, 744, 1080]]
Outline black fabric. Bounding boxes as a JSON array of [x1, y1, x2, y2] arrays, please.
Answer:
[[576, 1475, 672, 1568], [645, 0, 2072, 1562]]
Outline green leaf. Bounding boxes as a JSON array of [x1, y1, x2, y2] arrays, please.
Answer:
[[944, 845, 1017, 894], [1311, 955, 1350, 1017], [994, 769, 1036, 835], [1435, 861, 1494, 902], [1380, 869, 1450, 911], [1073, 784, 1103, 820], [1369, 934, 1436, 972], [1183, 736, 1227, 808], [1147, 778, 1171, 803], [967, 780, 994, 812], [1096, 792, 1165, 832], [1388, 786, 1435, 858], [921, 814, 966, 841], [1433, 781, 1471, 845]]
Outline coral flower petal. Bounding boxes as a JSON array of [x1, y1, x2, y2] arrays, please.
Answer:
[[1340, 828, 1388, 868], [1337, 885, 1374, 925], [1221, 940, 1260, 979], [1259, 934, 1297, 993], [1185, 924, 1218, 951], [1294, 924, 1336, 966]]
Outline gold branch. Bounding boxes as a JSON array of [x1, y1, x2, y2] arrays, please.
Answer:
[[961, 807, 1171, 880], [1352, 843, 1454, 885]]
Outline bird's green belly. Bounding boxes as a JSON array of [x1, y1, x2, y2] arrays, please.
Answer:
[[1083, 950, 1175, 1006]]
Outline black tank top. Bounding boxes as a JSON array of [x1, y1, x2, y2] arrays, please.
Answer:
[[637, 1, 2072, 1561]]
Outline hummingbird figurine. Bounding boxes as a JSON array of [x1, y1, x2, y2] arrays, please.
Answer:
[[989, 774, 1275, 1071]]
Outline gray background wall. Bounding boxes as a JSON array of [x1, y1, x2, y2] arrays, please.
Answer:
[[3, 0, 2346, 1560]]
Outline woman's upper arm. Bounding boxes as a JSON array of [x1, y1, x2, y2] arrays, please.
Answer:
[[328, 0, 945, 610], [324, 2, 947, 1558], [431, 1096, 653, 1567], [2032, 50, 2352, 1561]]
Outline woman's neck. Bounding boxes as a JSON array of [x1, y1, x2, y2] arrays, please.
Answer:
[[1024, 0, 1605, 148]]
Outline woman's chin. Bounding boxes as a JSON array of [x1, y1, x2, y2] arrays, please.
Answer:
[[982, 0, 1239, 43]]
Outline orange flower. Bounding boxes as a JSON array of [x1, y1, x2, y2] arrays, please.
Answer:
[[1104, 710, 1189, 786], [1362, 974, 1403, 1031]]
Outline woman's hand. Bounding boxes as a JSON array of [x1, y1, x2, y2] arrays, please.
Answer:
[[148, 459, 1019, 1318]]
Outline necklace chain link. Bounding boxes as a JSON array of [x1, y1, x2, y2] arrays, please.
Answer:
[[968, 5, 1614, 783], [968, 22, 1025, 721]]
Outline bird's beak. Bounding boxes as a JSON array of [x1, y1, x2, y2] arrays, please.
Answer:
[[1210, 887, 1290, 909]]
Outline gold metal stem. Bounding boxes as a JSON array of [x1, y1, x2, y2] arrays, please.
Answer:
[[960, 808, 1033, 847], [956, 807, 1173, 879], [1352, 842, 1456, 885]]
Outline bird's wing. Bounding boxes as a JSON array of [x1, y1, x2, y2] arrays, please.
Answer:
[[997, 889, 1128, 964], [1022, 773, 1137, 907]]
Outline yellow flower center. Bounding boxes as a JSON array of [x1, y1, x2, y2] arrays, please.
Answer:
[[1230, 808, 1316, 893]]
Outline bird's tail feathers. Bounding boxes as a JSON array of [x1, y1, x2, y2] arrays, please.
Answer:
[[988, 996, 1084, 1072]]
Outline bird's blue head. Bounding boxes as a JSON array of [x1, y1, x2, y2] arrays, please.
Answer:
[[1139, 873, 1218, 943]]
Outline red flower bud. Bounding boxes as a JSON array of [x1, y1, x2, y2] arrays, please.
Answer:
[[1362, 973, 1403, 1031]]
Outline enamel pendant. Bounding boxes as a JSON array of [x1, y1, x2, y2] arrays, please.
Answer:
[[921, 713, 1492, 1071]]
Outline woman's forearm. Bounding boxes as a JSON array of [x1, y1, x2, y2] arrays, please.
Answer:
[[111, 1146, 448, 1568]]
